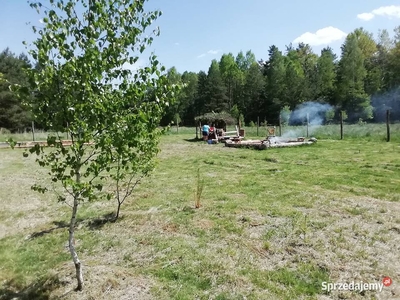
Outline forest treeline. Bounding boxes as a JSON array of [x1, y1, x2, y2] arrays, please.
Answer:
[[1, 27, 400, 131], [162, 27, 400, 126], [0, 50, 32, 131]]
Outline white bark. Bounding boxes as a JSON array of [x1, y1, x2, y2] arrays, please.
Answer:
[[69, 168, 84, 291]]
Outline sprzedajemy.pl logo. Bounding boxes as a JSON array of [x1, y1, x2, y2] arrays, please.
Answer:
[[322, 277, 392, 293]]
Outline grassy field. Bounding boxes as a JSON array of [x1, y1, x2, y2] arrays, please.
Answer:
[[1, 127, 400, 299], [1, 122, 399, 143]]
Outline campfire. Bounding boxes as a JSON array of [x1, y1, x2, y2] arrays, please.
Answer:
[[224, 135, 317, 150]]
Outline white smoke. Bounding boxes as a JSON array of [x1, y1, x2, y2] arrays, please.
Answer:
[[371, 88, 400, 122], [281, 102, 333, 138], [290, 102, 332, 125]]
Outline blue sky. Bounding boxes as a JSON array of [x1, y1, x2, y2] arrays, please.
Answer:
[[1, 0, 399, 73]]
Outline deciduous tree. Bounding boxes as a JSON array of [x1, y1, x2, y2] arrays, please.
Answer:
[[205, 59, 228, 112], [12, 0, 176, 290]]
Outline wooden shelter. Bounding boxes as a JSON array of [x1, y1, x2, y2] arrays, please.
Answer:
[[195, 112, 236, 132], [195, 112, 239, 141]]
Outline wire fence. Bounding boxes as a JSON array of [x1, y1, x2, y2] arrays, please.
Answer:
[[168, 123, 400, 143], [1, 122, 399, 143]]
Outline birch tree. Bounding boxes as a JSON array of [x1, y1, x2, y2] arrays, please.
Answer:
[[11, 0, 177, 291]]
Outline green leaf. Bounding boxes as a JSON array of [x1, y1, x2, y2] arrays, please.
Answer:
[[22, 0, 172, 229], [6, 138, 16, 149]]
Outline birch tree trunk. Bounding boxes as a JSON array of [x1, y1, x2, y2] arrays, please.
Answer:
[[69, 167, 83, 290]]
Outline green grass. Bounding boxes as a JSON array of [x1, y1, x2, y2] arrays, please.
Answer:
[[169, 123, 400, 142], [249, 263, 330, 299], [0, 233, 70, 287], [0, 129, 400, 299], [1, 123, 399, 143]]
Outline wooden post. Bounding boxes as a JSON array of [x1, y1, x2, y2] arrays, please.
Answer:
[[306, 113, 309, 138], [66, 122, 69, 140], [198, 122, 201, 140], [195, 122, 198, 139], [257, 116, 259, 136], [340, 111, 344, 140], [279, 115, 282, 136], [31, 121, 35, 142], [176, 116, 179, 133], [386, 109, 390, 142]]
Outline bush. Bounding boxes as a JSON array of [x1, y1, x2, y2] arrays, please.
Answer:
[[239, 114, 245, 127], [249, 121, 256, 127], [0, 128, 11, 134], [358, 118, 366, 125], [325, 109, 335, 124], [280, 105, 291, 125]]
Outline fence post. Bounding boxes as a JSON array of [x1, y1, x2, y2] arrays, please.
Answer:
[[265, 121, 268, 137], [386, 109, 391, 142], [257, 116, 259, 136], [306, 113, 309, 138], [32, 121, 35, 142], [340, 111, 344, 140], [279, 115, 282, 136], [198, 122, 202, 140]]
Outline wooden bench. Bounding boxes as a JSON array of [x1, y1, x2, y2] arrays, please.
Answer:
[[217, 125, 241, 140]]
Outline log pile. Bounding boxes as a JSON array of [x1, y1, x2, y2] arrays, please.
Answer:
[[224, 139, 269, 150], [224, 137, 317, 150]]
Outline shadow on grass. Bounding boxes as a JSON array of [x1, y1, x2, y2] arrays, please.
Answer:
[[183, 138, 203, 143], [87, 212, 124, 230], [0, 276, 61, 300], [27, 212, 124, 238], [28, 221, 69, 240]]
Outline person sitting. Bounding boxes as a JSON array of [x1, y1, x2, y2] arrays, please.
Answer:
[[202, 123, 210, 141], [209, 124, 215, 133], [208, 124, 217, 140]]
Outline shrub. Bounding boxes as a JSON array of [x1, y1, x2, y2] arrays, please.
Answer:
[[0, 128, 11, 134], [280, 105, 292, 125]]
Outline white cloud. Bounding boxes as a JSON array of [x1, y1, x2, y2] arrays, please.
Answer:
[[358, 5, 400, 21], [122, 60, 144, 72], [293, 26, 347, 46], [111, 60, 145, 87], [207, 49, 221, 54], [197, 49, 222, 59], [373, 5, 400, 18], [357, 13, 375, 21]]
